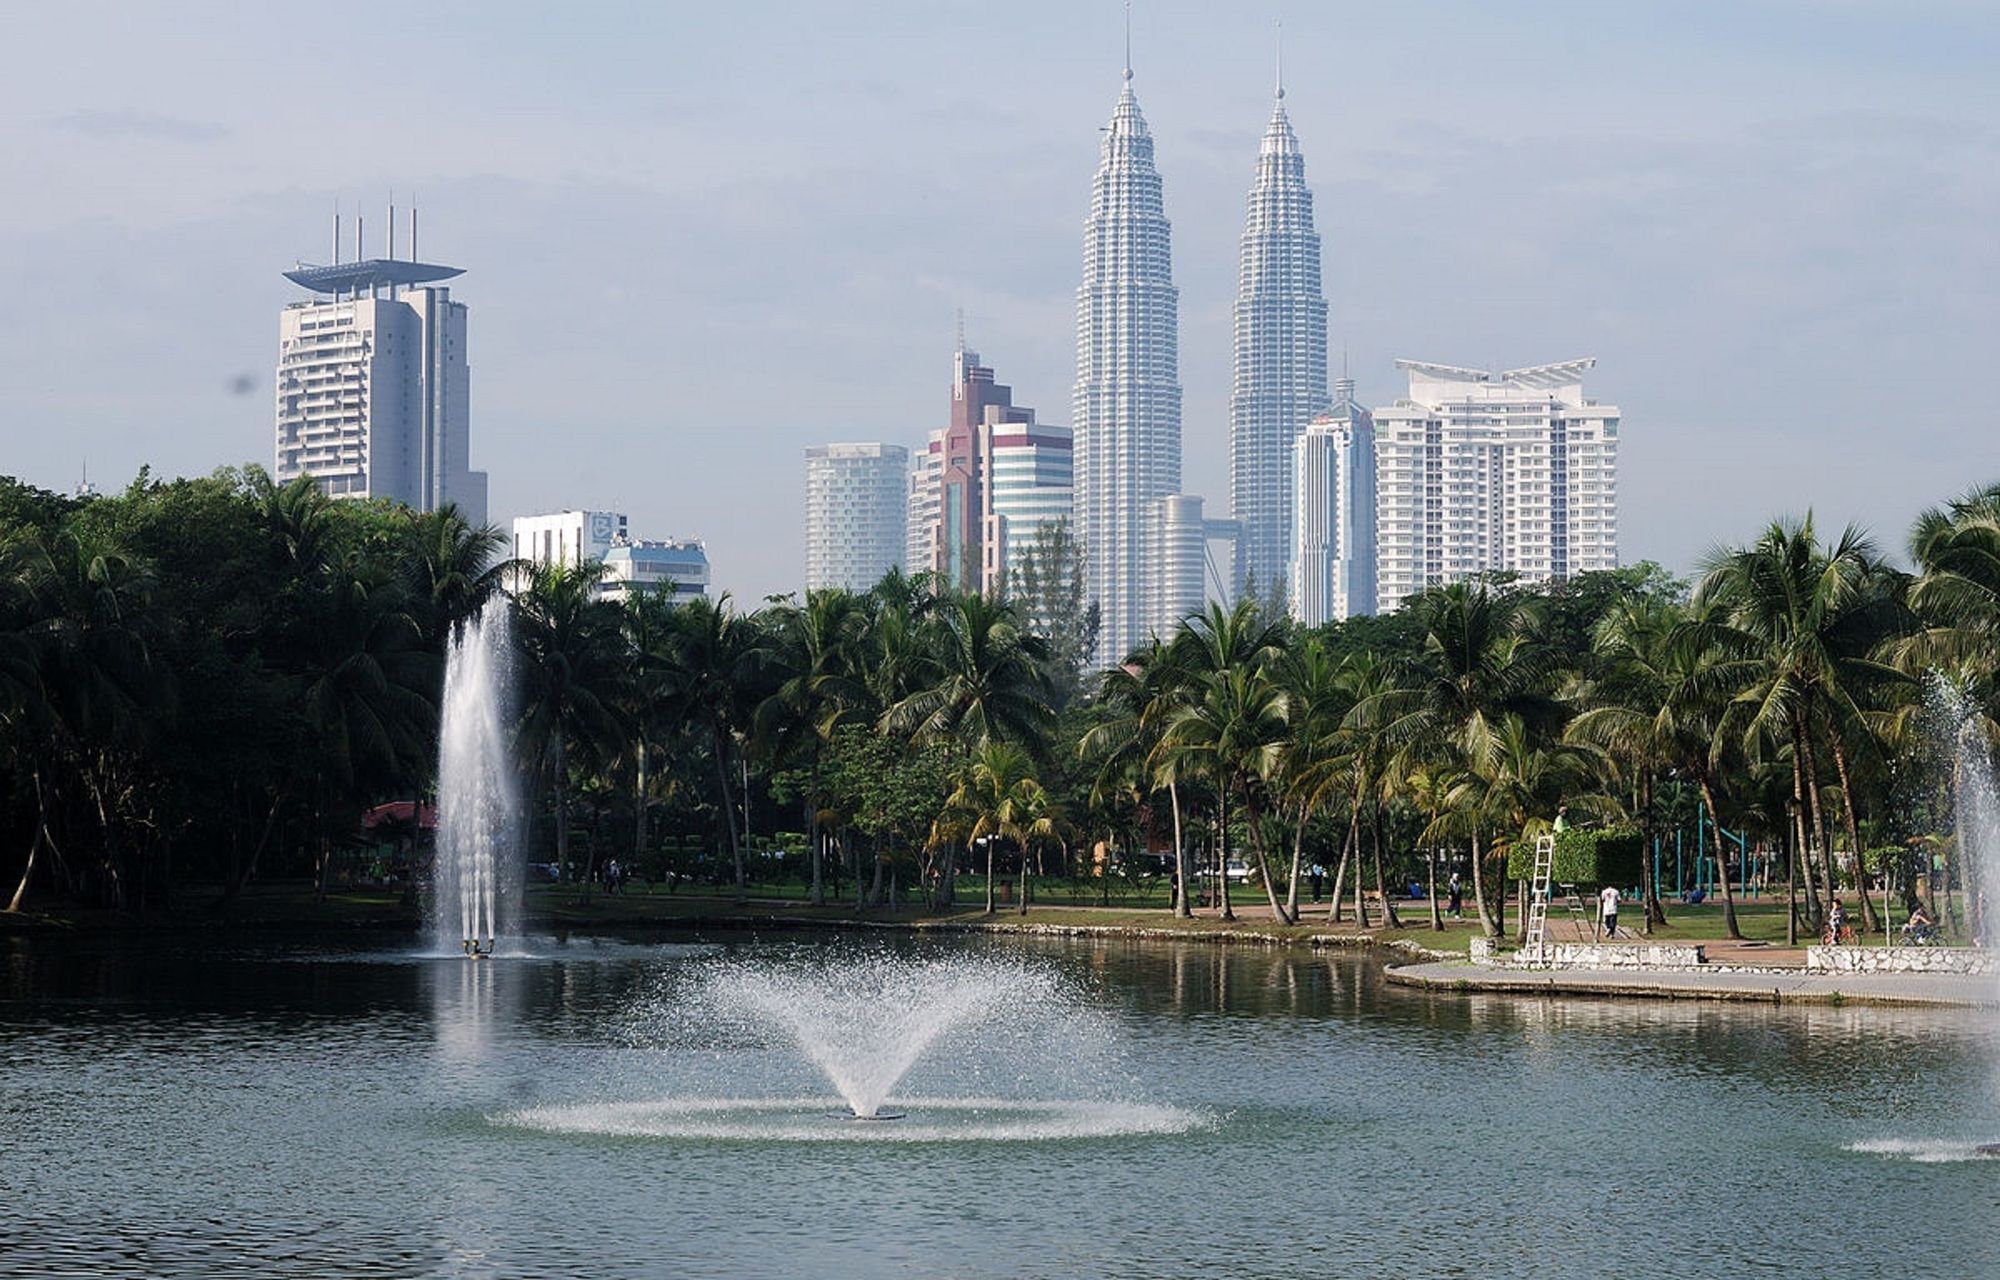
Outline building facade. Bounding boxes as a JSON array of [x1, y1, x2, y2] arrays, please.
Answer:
[[1230, 87, 1328, 598], [1289, 377, 1376, 625], [1073, 66, 1182, 664], [907, 345, 1072, 594], [1373, 359, 1619, 613], [1152, 494, 1209, 638], [805, 442, 909, 592], [510, 510, 709, 600], [275, 229, 486, 524]]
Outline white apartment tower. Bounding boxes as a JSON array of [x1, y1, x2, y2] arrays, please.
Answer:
[[511, 510, 709, 601], [275, 214, 486, 523], [1373, 359, 1619, 613], [1231, 83, 1328, 598], [1290, 377, 1376, 626], [1074, 64, 1181, 664], [805, 443, 909, 592]]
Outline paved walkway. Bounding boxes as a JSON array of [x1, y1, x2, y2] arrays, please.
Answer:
[[1387, 960, 1998, 1008]]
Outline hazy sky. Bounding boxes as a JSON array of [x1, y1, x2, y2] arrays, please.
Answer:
[[4, 1, 1996, 602]]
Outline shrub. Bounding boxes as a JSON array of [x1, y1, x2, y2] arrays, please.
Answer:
[[1506, 827, 1644, 885]]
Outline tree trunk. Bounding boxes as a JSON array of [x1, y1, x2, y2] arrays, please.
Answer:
[[1371, 805, 1401, 928], [1799, 721, 1837, 920], [1470, 827, 1500, 938], [1244, 800, 1288, 924], [1216, 791, 1234, 922], [1170, 782, 1191, 919], [982, 837, 996, 916], [7, 827, 41, 913], [1791, 736, 1821, 928], [1641, 770, 1665, 929], [1330, 795, 1359, 924], [1283, 812, 1306, 925], [1697, 771, 1743, 940], [1018, 840, 1030, 916], [1827, 728, 1880, 934], [1352, 824, 1370, 929], [712, 728, 745, 902], [1786, 810, 1799, 948], [219, 782, 288, 906], [1427, 846, 1442, 931], [867, 837, 886, 907], [807, 755, 824, 907]]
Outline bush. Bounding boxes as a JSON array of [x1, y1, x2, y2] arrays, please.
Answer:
[[1506, 827, 1644, 885]]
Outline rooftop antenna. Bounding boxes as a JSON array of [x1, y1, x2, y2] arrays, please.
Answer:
[[955, 306, 967, 356], [1123, 0, 1133, 82], [333, 200, 341, 265], [355, 211, 364, 267], [409, 196, 418, 261], [1275, 18, 1284, 100], [387, 190, 395, 262]]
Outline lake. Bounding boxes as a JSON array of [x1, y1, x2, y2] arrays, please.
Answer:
[[3, 929, 1995, 1279]]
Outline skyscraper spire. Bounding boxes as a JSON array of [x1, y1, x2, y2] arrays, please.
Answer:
[[1075, 30, 1180, 664], [1124, 0, 1133, 82], [1275, 19, 1284, 100], [1229, 77, 1328, 596]]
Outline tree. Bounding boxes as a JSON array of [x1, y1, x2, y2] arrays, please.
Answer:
[[667, 593, 766, 902], [937, 741, 1056, 916]]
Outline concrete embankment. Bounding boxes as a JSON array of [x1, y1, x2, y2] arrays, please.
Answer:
[[1385, 960, 1998, 1009]]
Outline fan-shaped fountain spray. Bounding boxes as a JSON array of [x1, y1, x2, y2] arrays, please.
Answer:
[[432, 595, 521, 957]]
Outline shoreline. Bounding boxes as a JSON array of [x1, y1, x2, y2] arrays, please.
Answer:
[[1385, 959, 1999, 1009]]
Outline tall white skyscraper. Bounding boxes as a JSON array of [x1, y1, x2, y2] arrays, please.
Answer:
[[805, 442, 909, 592], [1230, 83, 1327, 598], [1290, 377, 1376, 626], [275, 217, 486, 524], [1073, 63, 1181, 664], [1373, 359, 1620, 613]]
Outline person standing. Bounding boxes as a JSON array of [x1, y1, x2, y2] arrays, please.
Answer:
[[1309, 863, 1325, 903], [1599, 883, 1621, 939], [1447, 871, 1464, 919]]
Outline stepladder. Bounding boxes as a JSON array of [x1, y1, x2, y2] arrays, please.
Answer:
[[1522, 834, 1556, 963]]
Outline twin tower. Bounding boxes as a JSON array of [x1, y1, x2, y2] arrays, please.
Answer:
[[1075, 64, 1337, 662]]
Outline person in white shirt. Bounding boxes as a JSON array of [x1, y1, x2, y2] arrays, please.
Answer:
[[1599, 884, 1621, 939]]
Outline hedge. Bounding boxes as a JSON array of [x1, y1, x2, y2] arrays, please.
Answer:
[[1505, 827, 1644, 885]]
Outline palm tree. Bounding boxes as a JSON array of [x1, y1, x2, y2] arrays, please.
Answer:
[[1079, 638, 1197, 916], [513, 560, 629, 891], [938, 741, 1056, 915], [403, 504, 508, 646], [759, 588, 869, 905], [1154, 647, 1292, 923], [1358, 583, 1565, 937], [885, 591, 1053, 750], [1698, 516, 1904, 932], [668, 593, 766, 901]]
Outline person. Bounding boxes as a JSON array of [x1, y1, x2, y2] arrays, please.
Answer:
[[1309, 863, 1325, 903], [1553, 806, 1570, 834], [1902, 904, 1936, 946], [1447, 871, 1464, 919], [1824, 898, 1847, 946], [1598, 883, 1621, 939]]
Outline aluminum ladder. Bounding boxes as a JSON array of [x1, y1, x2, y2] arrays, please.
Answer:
[[1522, 834, 1556, 965]]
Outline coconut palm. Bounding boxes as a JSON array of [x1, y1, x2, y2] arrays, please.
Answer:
[[938, 741, 1057, 915], [885, 591, 1053, 750], [513, 560, 629, 890], [1079, 638, 1199, 916], [666, 593, 767, 902], [759, 588, 870, 905], [1358, 583, 1564, 936], [1698, 516, 1905, 932]]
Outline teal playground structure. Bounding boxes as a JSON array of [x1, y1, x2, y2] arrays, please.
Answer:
[[1655, 801, 1771, 901]]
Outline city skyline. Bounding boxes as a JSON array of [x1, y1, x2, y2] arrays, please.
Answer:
[[4, 3, 1996, 603]]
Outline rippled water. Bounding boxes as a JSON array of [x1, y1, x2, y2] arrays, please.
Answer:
[[2, 929, 1997, 1279]]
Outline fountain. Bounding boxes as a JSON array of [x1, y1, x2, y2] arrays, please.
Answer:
[[431, 595, 521, 957], [1928, 674, 2000, 953], [497, 950, 1200, 1142]]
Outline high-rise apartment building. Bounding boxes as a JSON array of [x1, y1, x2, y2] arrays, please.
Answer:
[[805, 443, 909, 592], [907, 345, 1073, 593], [1152, 494, 1210, 637], [1074, 64, 1182, 664], [1289, 377, 1376, 626], [1373, 359, 1619, 613], [1230, 85, 1327, 597], [275, 216, 486, 523]]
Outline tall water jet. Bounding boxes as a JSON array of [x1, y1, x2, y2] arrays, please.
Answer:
[[432, 595, 521, 956], [1927, 674, 2000, 951]]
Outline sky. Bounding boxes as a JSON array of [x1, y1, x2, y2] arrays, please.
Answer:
[[2, 0, 1996, 603]]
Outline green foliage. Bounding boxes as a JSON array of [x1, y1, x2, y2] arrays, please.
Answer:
[[1506, 827, 1644, 884]]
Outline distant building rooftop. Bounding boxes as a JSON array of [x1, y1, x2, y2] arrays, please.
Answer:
[[282, 259, 464, 294]]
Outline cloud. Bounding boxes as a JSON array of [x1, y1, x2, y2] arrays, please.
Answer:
[[50, 110, 228, 143]]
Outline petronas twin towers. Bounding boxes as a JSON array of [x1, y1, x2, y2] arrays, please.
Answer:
[[1073, 60, 1328, 662]]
